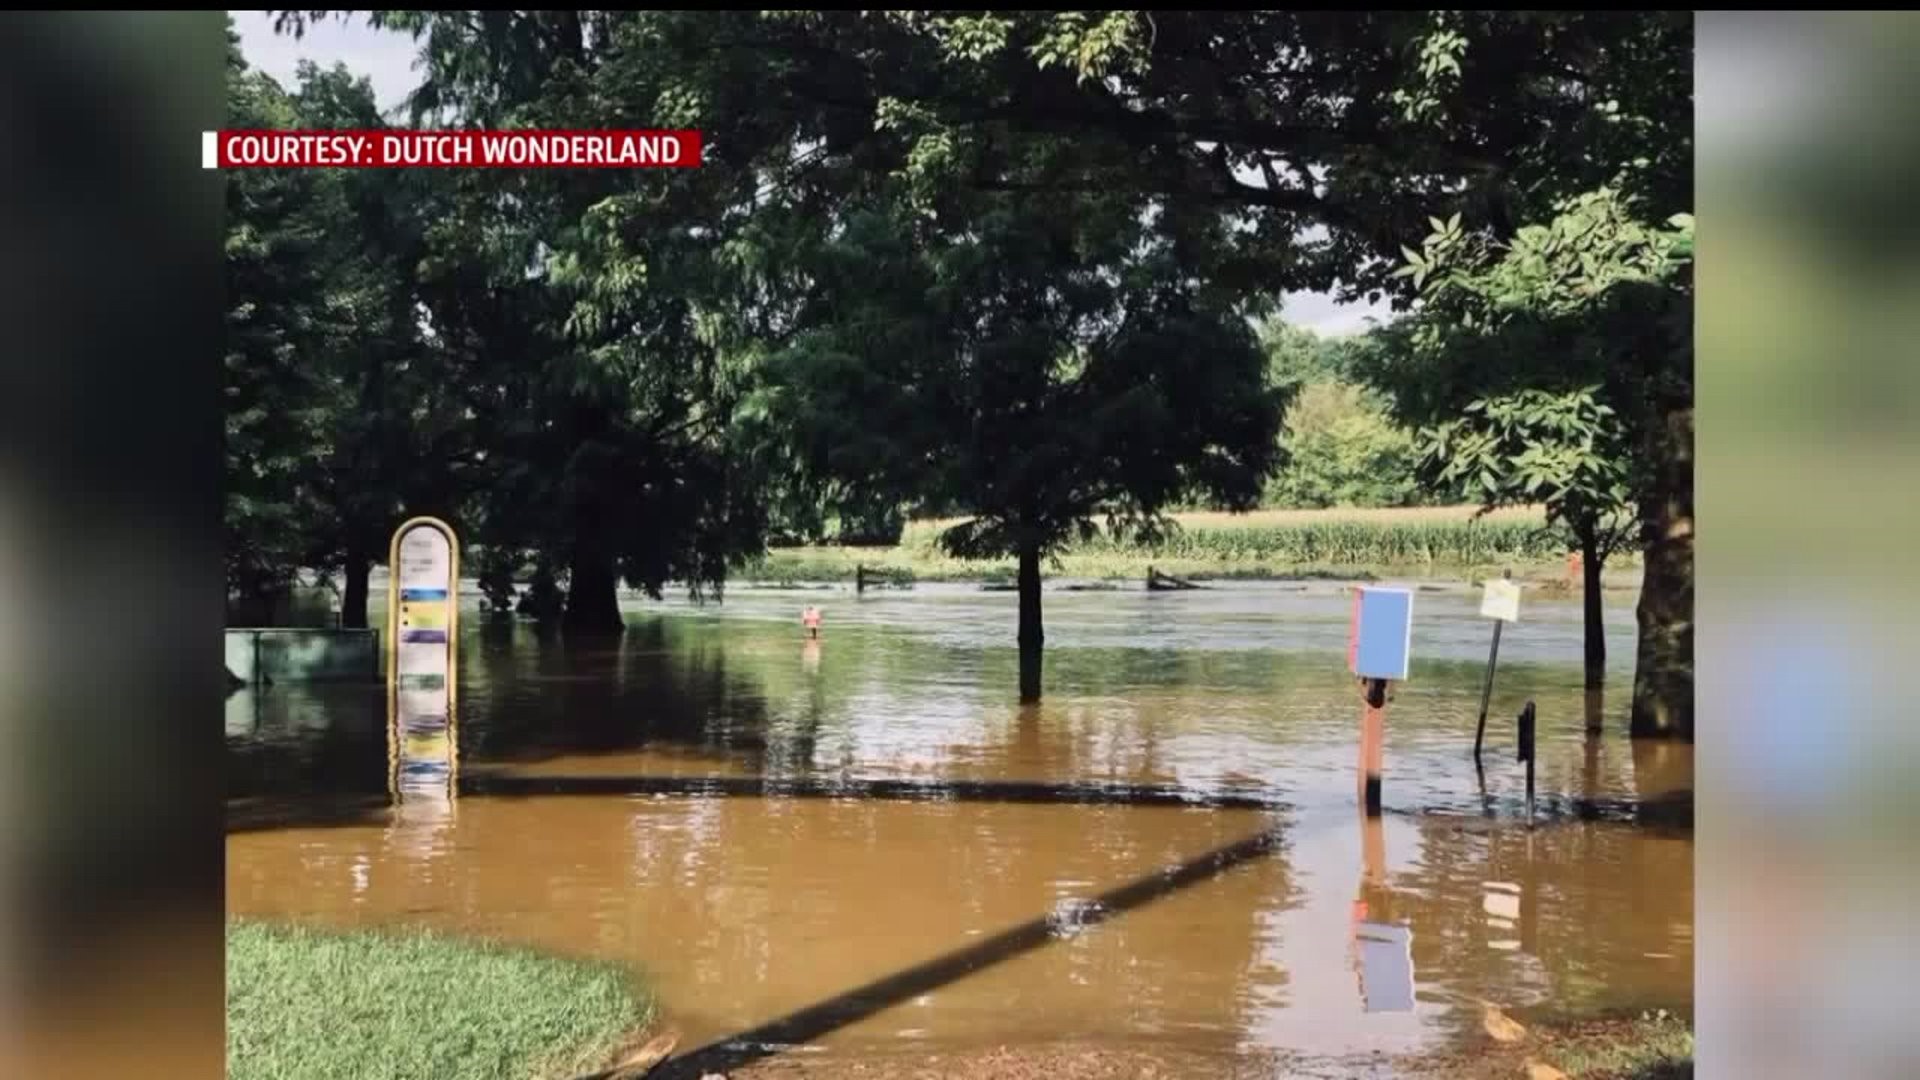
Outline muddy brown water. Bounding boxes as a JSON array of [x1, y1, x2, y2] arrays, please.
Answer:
[[226, 580, 1691, 1073]]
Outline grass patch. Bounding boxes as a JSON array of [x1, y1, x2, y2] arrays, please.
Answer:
[[1547, 1010, 1694, 1079], [227, 917, 655, 1080]]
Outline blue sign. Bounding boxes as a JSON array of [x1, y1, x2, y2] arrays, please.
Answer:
[[1349, 587, 1414, 681]]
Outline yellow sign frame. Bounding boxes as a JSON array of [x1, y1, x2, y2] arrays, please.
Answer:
[[385, 516, 461, 798]]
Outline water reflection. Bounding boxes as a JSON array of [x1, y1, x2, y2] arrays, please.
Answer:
[[228, 584, 1692, 1066], [1353, 815, 1416, 1014], [226, 683, 386, 802], [388, 669, 456, 861]]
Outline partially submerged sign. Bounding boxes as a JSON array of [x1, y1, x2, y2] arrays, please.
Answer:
[[1480, 578, 1522, 623], [1473, 574, 1518, 763], [387, 517, 460, 799], [1348, 587, 1414, 682]]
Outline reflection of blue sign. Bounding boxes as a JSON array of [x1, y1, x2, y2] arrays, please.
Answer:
[[1349, 588, 1414, 681], [1355, 921, 1416, 1011]]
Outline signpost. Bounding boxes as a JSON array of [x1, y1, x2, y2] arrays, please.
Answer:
[[387, 517, 460, 802], [1348, 586, 1414, 816], [1473, 572, 1521, 767]]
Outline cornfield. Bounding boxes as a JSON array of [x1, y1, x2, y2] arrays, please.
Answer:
[[900, 506, 1569, 566], [1071, 520, 1561, 564]]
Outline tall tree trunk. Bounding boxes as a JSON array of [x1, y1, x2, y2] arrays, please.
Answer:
[[341, 543, 371, 629], [564, 537, 624, 637], [1017, 544, 1044, 704], [1581, 532, 1606, 695], [1631, 406, 1694, 741]]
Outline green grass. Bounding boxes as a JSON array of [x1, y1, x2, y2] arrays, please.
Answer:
[[227, 918, 655, 1080], [1549, 1011, 1694, 1079], [739, 505, 1630, 586]]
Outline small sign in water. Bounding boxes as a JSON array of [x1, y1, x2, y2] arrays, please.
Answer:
[[1348, 587, 1414, 681], [1480, 578, 1522, 623]]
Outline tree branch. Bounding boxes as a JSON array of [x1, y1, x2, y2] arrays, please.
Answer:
[[969, 175, 1324, 213]]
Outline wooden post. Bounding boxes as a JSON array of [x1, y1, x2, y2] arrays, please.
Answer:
[[1360, 677, 1388, 816], [856, 564, 866, 594], [1361, 807, 1386, 887]]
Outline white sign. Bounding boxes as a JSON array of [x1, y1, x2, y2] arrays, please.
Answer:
[[388, 517, 459, 803], [392, 522, 456, 677], [1480, 579, 1521, 623], [397, 527, 451, 591]]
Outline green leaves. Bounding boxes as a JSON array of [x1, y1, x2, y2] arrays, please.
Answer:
[[1391, 17, 1469, 123], [1027, 11, 1149, 83], [1407, 385, 1635, 543], [934, 13, 1013, 63]]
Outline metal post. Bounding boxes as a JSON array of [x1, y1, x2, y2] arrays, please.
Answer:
[[1517, 700, 1537, 826], [1473, 619, 1503, 765]]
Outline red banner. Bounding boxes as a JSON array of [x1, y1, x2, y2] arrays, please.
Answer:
[[203, 129, 702, 169]]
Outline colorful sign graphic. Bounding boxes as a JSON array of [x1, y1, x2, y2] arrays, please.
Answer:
[[387, 517, 459, 803]]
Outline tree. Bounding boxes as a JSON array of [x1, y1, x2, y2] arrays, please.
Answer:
[[223, 24, 349, 622], [1257, 323, 1422, 509], [274, 10, 781, 635], [759, 190, 1286, 702], [1264, 381, 1422, 510], [284, 62, 467, 628], [224, 24, 468, 628], [1421, 387, 1636, 691], [1376, 189, 1693, 731]]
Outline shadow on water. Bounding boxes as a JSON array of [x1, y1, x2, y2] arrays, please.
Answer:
[[626, 823, 1291, 1080], [227, 793, 393, 834], [464, 773, 1290, 811]]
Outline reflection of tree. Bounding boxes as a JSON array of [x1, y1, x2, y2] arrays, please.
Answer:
[[455, 618, 795, 770], [1631, 739, 1693, 803], [226, 684, 387, 799]]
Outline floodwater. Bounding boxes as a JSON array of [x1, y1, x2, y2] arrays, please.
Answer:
[[226, 579, 1692, 1074]]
